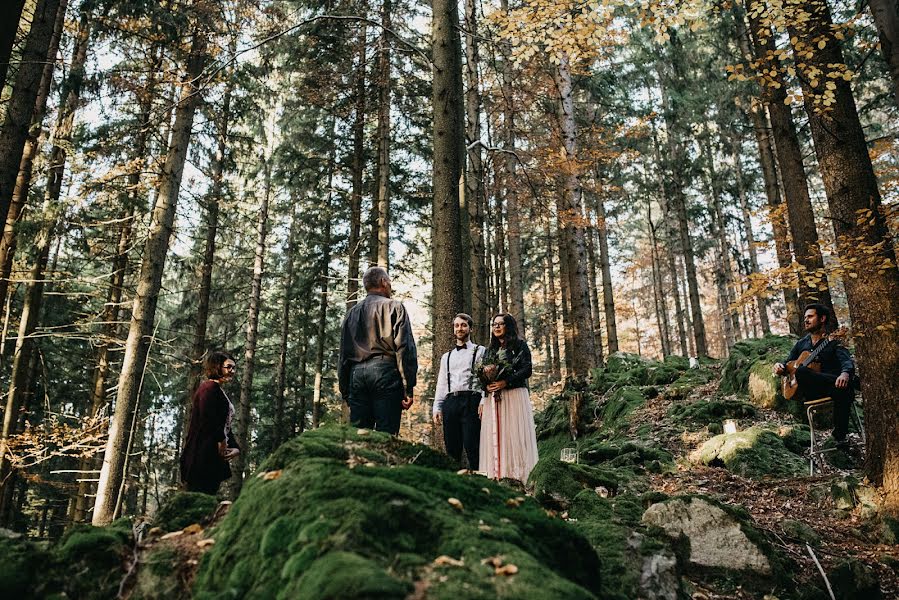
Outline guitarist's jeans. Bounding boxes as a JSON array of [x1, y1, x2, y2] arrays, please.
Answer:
[[796, 367, 851, 440]]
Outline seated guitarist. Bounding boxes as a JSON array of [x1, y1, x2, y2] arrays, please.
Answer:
[[773, 303, 855, 448]]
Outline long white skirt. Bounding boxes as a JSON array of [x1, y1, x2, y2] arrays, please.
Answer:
[[479, 386, 539, 483]]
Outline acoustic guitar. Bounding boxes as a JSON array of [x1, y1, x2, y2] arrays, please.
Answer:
[[781, 328, 847, 400]]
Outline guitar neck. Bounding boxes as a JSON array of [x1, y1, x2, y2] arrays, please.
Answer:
[[802, 336, 830, 367]]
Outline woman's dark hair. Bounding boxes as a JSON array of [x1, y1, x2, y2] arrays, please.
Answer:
[[204, 351, 235, 379], [489, 313, 520, 351]]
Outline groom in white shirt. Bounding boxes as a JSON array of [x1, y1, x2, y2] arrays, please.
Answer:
[[433, 313, 485, 470]]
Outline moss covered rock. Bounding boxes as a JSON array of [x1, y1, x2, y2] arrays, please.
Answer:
[[720, 336, 795, 410], [668, 398, 757, 429], [154, 491, 220, 532], [193, 425, 602, 599], [689, 427, 807, 478]]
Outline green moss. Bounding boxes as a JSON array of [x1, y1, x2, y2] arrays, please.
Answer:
[[595, 386, 646, 436], [720, 336, 795, 401], [781, 519, 820, 546], [691, 427, 807, 478], [668, 398, 757, 429], [193, 425, 602, 599], [154, 491, 219, 532], [530, 458, 623, 508], [0, 536, 50, 599], [131, 547, 187, 600]]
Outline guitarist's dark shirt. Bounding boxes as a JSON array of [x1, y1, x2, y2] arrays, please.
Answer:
[[783, 335, 855, 376]]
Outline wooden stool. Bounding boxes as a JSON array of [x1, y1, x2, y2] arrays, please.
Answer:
[[804, 396, 865, 475]]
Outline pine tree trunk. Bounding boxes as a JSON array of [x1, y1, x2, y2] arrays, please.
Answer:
[[0, 0, 63, 233], [553, 54, 596, 376], [544, 226, 562, 379], [275, 201, 298, 448], [0, 0, 26, 92], [656, 56, 708, 356], [557, 228, 574, 377], [731, 134, 771, 334], [0, 0, 67, 313], [313, 145, 336, 429], [747, 10, 835, 319], [585, 204, 604, 361], [869, 0, 899, 107], [92, 26, 208, 525], [703, 144, 736, 351], [787, 0, 899, 507], [734, 16, 801, 332], [464, 0, 488, 343], [593, 191, 619, 354], [374, 0, 391, 268], [347, 16, 367, 308], [297, 329, 309, 434], [230, 155, 272, 495], [648, 206, 671, 357], [431, 0, 465, 369]]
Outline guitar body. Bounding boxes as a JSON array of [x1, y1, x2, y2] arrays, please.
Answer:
[[782, 351, 821, 399]]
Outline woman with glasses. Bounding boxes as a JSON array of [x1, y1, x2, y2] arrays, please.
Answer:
[[180, 351, 241, 495], [477, 313, 538, 482]]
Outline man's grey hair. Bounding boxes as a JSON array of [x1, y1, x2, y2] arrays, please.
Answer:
[[363, 266, 390, 291]]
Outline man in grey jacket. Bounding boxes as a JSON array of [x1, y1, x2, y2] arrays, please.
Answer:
[[338, 266, 417, 434]]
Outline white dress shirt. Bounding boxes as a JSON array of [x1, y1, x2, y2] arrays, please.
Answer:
[[433, 340, 485, 417]]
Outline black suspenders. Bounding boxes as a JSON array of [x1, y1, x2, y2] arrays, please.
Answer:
[[446, 345, 480, 394]]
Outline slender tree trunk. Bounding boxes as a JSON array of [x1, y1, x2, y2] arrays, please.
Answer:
[[787, 0, 899, 506], [0, 0, 63, 234], [703, 143, 736, 351], [544, 225, 562, 379], [0, 0, 67, 314], [92, 25, 208, 525], [747, 9, 835, 319], [230, 155, 272, 495], [730, 134, 771, 334], [493, 194, 509, 311], [313, 142, 336, 429], [593, 190, 619, 354], [297, 325, 309, 433], [557, 227, 574, 377], [347, 16, 366, 308], [464, 0, 488, 343], [869, 0, 899, 107], [0, 0, 27, 92], [553, 53, 596, 376], [678, 257, 696, 357], [656, 55, 708, 356], [585, 204, 604, 361], [648, 205, 671, 357], [374, 0, 391, 268], [431, 0, 465, 370], [275, 201, 298, 448]]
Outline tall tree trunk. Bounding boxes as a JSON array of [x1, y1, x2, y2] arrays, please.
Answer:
[[374, 0, 391, 268], [347, 16, 366, 308], [312, 143, 336, 429], [557, 226, 574, 377], [275, 201, 299, 448], [648, 205, 671, 357], [703, 142, 736, 351], [593, 190, 619, 354], [869, 0, 899, 107], [431, 0, 465, 371], [553, 53, 596, 376], [230, 155, 272, 495], [746, 7, 835, 319], [544, 225, 562, 379], [0, 0, 27, 92], [656, 53, 708, 356], [465, 0, 488, 343], [0, 0, 63, 234], [787, 0, 899, 507], [585, 203, 604, 361], [730, 133, 771, 334], [0, 0, 67, 314], [92, 25, 208, 526]]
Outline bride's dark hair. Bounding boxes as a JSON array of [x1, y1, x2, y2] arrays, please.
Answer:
[[489, 313, 519, 351]]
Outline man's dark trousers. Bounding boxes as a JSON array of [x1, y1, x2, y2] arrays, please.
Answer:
[[442, 391, 481, 470], [347, 356, 404, 435], [796, 367, 852, 440]]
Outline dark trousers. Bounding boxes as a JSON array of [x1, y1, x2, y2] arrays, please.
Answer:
[[347, 357, 404, 435], [442, 392, 481, 470], [796, 367, 852, 440]]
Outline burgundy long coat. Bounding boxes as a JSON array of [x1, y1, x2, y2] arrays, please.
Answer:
[[180, 380, 239, 490]]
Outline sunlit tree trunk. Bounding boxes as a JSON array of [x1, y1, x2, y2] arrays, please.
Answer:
[[92, 24, 208, 525], [593, 190, 618, 354]]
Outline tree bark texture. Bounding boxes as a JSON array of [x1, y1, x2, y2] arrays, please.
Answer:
[[593, 191, 619, 354], [375, 0, 391, 268], [431, 0, 465, 368], [347, 17, 367, 308], [0, 0, 63, 234], [869, 0, 899, 107], [544, 226, 562, 380], [313, 145, 336, 429], [275, 201, 299, 448], [553, 54, 596, 376], [787, 0, 899, 506], [92, 26, 208, 525]]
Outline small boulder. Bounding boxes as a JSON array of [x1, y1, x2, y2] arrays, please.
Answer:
[[689, 427, 806, 478], [642, 497, 771, 574], [828, 559, 882, 600], [780, 519, 820, 546], [639, 552, 679, 600], [831, 479, 857, 511]]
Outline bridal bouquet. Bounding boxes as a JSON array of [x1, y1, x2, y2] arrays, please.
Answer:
[[473, 349, 512, 403]]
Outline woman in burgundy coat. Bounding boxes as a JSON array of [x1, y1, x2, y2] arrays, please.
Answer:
[[180, 351, 241, 495]]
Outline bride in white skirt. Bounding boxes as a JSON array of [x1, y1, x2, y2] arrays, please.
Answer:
[[477, 313, 539, 483]]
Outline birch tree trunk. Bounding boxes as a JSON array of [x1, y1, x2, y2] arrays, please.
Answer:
[[92, 25, 208, 525], [553, 53, 596, 376], [230, 155, 272, 495], [787, 0, 899, 507], [0, 0, 63, 234]]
